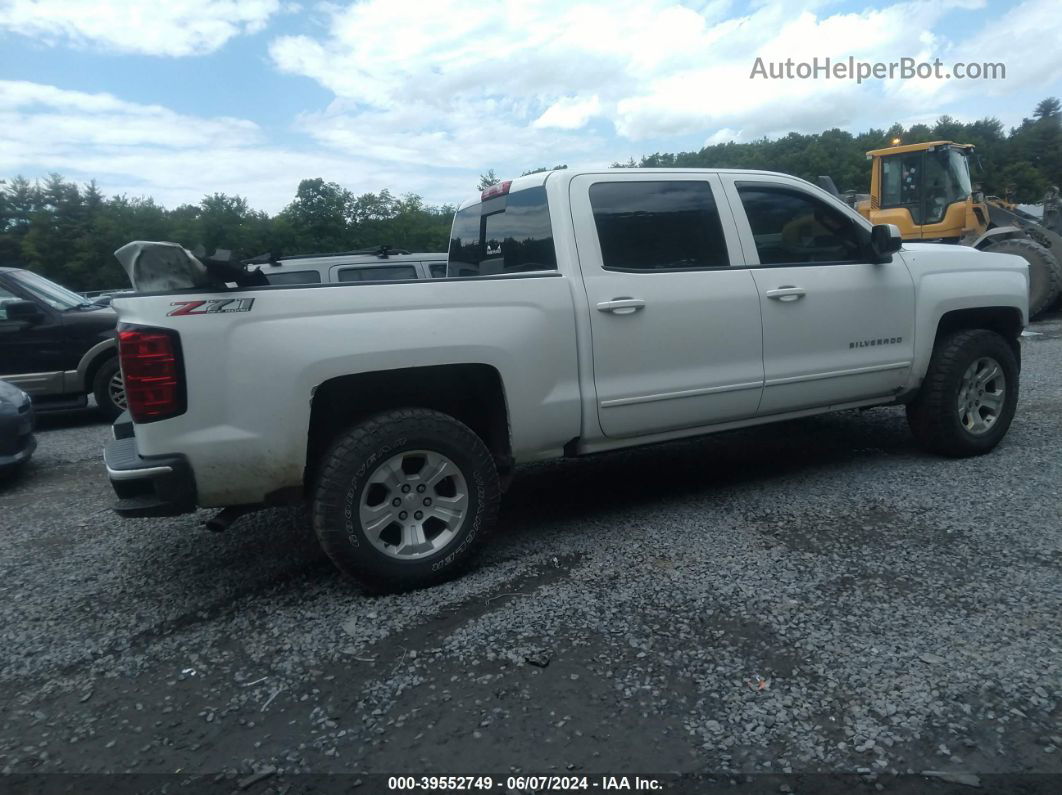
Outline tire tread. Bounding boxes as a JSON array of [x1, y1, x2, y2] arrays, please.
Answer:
[[312, 408, 499, 592], [906, 329, 1018, 457]]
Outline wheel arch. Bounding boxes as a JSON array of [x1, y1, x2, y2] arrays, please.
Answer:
[[934, 306, 1023, 367], [306, 363, 512, 490], [76, 339, 118, 393]]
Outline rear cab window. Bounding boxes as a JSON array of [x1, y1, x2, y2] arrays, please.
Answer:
[[449, 186, 557, 277]]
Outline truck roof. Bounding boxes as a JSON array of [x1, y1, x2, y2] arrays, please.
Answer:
[[271, 251, 443, 267], [456, 167, 816, 210]]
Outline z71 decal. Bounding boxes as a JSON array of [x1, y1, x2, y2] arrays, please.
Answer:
[[168, 298, 255, 316]]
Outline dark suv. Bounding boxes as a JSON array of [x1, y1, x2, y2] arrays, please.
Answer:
[[0, 267, 125, 419]]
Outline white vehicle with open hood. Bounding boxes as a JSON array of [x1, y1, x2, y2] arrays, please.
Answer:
[[103, 168, 1029, 592]]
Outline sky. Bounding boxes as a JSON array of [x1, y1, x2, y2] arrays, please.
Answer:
[[1, 0, 1061, 213]]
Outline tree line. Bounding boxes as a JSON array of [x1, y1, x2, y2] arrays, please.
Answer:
[[1, 98, 1058, 291], [0, 177, 455, 290], [619, 97, 1062, 205]]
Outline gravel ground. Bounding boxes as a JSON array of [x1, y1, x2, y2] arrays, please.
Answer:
[[0, 316, 1059, 792]]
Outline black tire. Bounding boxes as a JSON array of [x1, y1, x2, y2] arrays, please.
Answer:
[[982, 238, 1061, 319], [906, 329, 1019, 457], [312, 408, 500, 592], [92, 357, 126, 421]]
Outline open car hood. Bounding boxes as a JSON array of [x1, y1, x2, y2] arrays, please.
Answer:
[[114, 241, 213, 293]]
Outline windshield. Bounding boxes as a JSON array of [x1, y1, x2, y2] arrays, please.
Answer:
[[13, 270, 90, 310], [923, 148, 973, 223]]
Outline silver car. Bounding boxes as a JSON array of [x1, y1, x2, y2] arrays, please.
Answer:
[[253, 248, 448, 286]]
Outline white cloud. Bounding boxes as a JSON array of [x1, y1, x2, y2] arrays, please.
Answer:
[[266, 0, 1060, 171], [0, 80, 260, 148], [533, 96, 602, 130], [3, 1, 1061, 212], [704, 128, 740, 146], [0, 80, 472, 211], [0, 0, 280, 56]]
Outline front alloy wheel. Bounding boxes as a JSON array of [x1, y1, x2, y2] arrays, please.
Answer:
[[956, 357, 1005, 436], [906, 329, 1019, 457]]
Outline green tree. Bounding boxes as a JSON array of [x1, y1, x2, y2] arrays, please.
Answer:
[[476, 169, 500, 190], [279, 178, 355, 254], [1034, 97, 1061, 121], [521, 164, 568, 175]]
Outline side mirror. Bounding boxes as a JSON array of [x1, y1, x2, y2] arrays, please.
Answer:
[[869, 223, 902, 263], [4, 300, 44, 323]]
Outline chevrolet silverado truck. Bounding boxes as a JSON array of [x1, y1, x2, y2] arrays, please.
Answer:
[[103, 168, 1028, 591]]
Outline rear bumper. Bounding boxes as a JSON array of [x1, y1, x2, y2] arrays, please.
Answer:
[[104, 421, 196, 517]]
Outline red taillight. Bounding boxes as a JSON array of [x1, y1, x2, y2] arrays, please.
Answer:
[[117, 326, 185, 423], [481, 180, 512, 200]]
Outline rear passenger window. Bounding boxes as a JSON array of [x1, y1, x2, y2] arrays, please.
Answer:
[[588, 181, 729, 271], [337, 266, 418, 282], [448, 186, 557, 277], [428, 262, 447, 279], [737, 185, 865, 265]]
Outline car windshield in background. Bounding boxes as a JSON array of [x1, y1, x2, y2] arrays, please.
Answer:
[[13, 270, 90, 310], [449, 186, 557, 277], [264, 270, 322, 286], [336, 265, 418, 282]]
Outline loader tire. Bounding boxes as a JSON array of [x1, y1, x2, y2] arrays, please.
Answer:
[[982, 238, 1061, 319], [312, 408, 499, 593]]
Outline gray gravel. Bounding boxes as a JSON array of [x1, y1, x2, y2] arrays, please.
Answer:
[[1, 315, 1060, 785]]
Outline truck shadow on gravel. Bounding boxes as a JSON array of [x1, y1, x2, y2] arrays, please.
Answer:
[[137, 408, 915, 597], [496, 409, 913, 539]]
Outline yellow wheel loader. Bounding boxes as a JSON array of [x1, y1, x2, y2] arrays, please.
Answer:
[[823, 141, 1062, 318]]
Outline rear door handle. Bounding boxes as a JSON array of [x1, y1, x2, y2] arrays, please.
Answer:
[[765, 286, 806, 302], [596, 298, 646, 315]]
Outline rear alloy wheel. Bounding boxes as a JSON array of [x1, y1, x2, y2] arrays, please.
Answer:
[[359, 449, 470, 561], [312, 408, 499, 592], [92, 357, 127, 421], [906, 329, 1019, 457]]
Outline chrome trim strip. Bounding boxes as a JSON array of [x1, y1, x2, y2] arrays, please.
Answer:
[[600, 380, 764, 409], [106, 463, 173, 480], [764, 361, 911, 387]]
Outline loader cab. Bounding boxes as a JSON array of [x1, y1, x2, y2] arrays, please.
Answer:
[[862, 141, 988, 243]]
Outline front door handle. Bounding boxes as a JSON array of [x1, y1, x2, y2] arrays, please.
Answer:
[[765, 286, 806, 302], [596, 298, 646, 315]]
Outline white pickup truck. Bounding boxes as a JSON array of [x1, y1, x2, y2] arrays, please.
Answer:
[[104, 168, 1028, 591]]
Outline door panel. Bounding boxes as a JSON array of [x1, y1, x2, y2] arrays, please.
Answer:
[[723, 176, 916, 415], [0, 287, 66, 377], [570, 174, 764, 438], [750, 264, 915, 413]]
